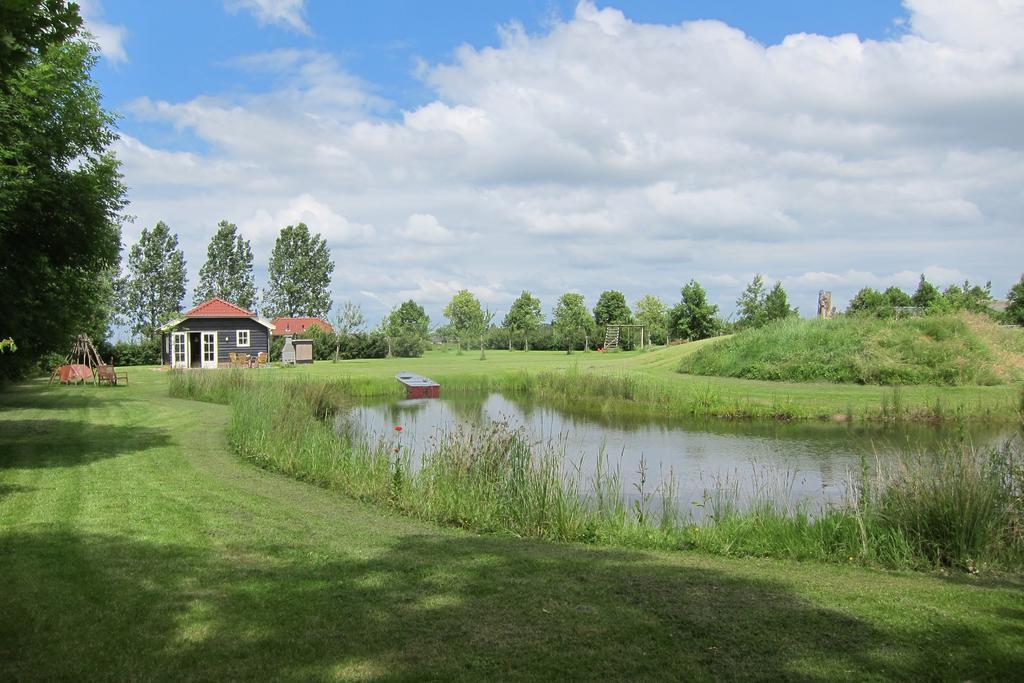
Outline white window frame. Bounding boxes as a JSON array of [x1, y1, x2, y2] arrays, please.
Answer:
[[201, 332, 218, 369], [236, 329, 250, 348]]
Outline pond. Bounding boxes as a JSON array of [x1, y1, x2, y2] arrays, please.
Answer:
[[338, 393, 1017, 518]]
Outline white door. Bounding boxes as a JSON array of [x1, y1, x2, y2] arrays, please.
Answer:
[[201, 332, 218, 369], [172, 332, 187, 368]]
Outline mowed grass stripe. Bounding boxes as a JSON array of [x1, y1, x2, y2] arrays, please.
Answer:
[[0, 376, 1021, 679]]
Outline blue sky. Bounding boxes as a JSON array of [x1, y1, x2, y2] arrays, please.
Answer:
[[95, 1, 909, 145], [80, 1, 1022, 328]]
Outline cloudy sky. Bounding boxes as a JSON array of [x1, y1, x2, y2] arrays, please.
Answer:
[[82, 0, 1022, 327]]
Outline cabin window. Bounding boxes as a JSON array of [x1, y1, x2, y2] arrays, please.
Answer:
[[236, 330, 250, 347]]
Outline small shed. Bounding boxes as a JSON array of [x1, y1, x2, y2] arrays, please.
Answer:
[[396, 372, 440, 399], [293, 338, 314, 364]]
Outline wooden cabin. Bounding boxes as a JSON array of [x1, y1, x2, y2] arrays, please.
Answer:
[[160, 298, 274, 369]]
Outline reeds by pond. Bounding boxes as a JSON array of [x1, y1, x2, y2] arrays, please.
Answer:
[[169, 370, 1024, 571]]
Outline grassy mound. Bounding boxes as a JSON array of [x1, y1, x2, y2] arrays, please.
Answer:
[[678, 313, 1024, 385]]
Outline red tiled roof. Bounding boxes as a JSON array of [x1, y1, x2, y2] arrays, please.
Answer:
[[270, 317, 334, 336], [185, 298, 255, 317]]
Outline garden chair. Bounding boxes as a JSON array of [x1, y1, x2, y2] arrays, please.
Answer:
[[97, 364, 127, 386]]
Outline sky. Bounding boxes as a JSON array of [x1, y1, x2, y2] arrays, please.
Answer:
[[79, 0, 1023, 329]]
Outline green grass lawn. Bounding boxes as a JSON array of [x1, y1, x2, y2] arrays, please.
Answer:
[[2, 369, 1023, 679]]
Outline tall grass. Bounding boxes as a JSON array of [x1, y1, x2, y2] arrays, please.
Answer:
[[679, 314, 1008, 385], [169, 371, 1024, 571]]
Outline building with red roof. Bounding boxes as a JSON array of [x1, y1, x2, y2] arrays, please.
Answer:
[[269, 317, 334, 337], [159, 298, 275, 368]]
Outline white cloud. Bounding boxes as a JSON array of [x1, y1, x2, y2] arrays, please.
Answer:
[[78, 0, 128, 64], [225, 0, 310, 34], [398, 214, 457, 243], [240, 194, 376, 246], [116, 0, 1024, 324]]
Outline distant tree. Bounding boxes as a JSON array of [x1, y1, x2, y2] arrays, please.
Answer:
[[763, 282, 798, 323], [193, 220, 257, 310], [117, 221, 187, 340], [468, 307, 495, 360], [593, 290, 633, 327], [333, 301, 365, 337], [937, 280, 993, 314], [443, 290, 485, 352], [911, 274, 941, 309], [633, 294, 668, 345], [735, 274, 768, 329], [332, 300, 366, 362], [849, 286, 913, 318], [848, 287, 886, 316], [669, 280, 721, 341], [502, 291, 543, 351], [385, 300, 430, 357], [1004, 275, 1024, 325], [552, 293, 596, 352], [882, 286, 912, 309], [263, 223, 334, 318], [0, 2, 126, 378]]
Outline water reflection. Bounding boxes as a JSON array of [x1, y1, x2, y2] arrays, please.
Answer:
[[339, 393, 1016, 517]]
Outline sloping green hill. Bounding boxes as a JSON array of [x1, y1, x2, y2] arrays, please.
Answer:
[[677, 313, 1024, 386]]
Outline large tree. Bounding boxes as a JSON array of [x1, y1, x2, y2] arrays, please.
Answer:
[[0, 0, 82, 78], [502, 290, 543, 350], [194, 220, 257, 310], [668, 280, 721, 341], [633, 294, 668, 346], [117, 222, 187, 340], [0, 1, 126, 377], [263, 223, 334, 318], [552, 293, 595, 352]]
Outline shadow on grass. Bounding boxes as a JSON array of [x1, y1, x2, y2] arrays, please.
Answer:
[[0, 420, 172, 469], [0, 483, 34, 499], [1, 530, 1020, 680], [0, 383, 134, 412]]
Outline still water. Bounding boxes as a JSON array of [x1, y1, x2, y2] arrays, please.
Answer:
[[340, 393, 1017, 517]]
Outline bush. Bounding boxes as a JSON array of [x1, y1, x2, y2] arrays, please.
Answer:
[[37, 352, 67, 374], [109, 338, 161, 366], [337, 332, 388, 360], [303, 326, 336, 361], [391, 332, 427, 358]]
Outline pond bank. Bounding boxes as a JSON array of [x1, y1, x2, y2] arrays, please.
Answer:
[[169, 370, 1024, 573]]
